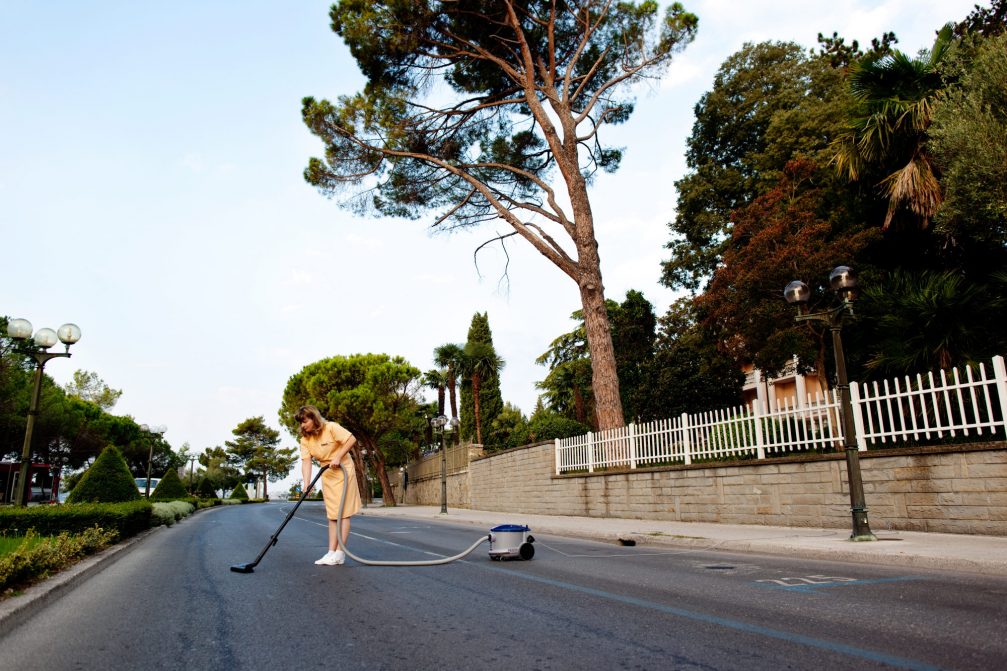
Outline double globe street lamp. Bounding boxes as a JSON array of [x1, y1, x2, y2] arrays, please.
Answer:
[[6, 318, 81, 507], [430, 414, 459, 515], [784, 266, 876, 541]]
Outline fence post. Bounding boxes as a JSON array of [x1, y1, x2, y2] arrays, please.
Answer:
[[993, 356, 1007, 439], [680, 412, 692, 465], [555, 438, 561, 475], [850, 381, 868, 451], [628, 422, 637, 469], [752, 401, 766, 459], [587, 431, 595, 473]]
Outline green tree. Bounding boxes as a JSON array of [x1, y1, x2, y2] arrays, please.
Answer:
[[228, 481, 250, 500], [488, 402, 530, 450], [662, 35, 893, 291], [433, 343, 464, 426], [535, 290, 656, 426], [855, 269, 1007, 376], [63, 370, 122, 411], [67, 445, 141, 504], [459, 313, 504, 446], [280, 353, 424, 506], [199, 446, 241, 495], [224, 417, 296, 501], [929, 33, 1007, 278], [639, 298, 744, 420], [422, 369, 448, 417], [302, 1, 699, 431], [832, 24, 956, 231]]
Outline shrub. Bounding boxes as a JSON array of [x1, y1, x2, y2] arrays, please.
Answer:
[[527, 412, 591, 442], [196, 477, 217, 498], [228, 482, 249, 500], [0, 501, 153, 538], [151, 501, 194, 526], [67, 445, 141, 503], [151, 468, 189, 500], [0, 526, 118, 593]]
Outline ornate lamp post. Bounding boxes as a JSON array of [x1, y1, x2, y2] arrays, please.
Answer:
[[785, 266, 876, 541], [139, 423, 167, 497], [6, 318, 81, 506], [432, 414, 448, 514]]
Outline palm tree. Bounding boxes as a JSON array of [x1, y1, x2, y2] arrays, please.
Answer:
[[422, 369, 448, 417], [460, 342, 505, 445], [433, 343, 464, 424], [832, 24, 955, 229]]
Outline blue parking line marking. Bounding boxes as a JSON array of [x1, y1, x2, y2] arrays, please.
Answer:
[[754, 576, 924, 593]]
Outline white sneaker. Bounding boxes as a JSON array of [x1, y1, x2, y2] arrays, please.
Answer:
[[315, 550, 345, 566], [314, 551, 337, 565]]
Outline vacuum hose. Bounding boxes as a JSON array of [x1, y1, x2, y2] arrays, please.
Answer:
[[331, 462, 488, 566]]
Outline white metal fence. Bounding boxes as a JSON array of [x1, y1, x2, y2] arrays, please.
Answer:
[[556, 355, 1007, 474]]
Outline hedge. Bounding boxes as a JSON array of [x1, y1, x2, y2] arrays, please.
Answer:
[[0, 501, 153, 539]]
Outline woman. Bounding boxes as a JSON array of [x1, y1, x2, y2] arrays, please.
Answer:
[[296, 405, 362, 566]]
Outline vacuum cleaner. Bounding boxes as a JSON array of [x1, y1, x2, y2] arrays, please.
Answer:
[[231, 463, 534, 572]]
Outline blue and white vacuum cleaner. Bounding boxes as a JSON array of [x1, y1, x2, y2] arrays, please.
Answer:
[[488, 524, 535, 560]]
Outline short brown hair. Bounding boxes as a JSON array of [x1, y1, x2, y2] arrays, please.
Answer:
[[294, 405, 325, 436]]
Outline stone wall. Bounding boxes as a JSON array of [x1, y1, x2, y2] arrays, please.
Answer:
[[464, 441, 1007, 535]]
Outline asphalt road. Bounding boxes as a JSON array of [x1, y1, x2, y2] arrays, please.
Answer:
[[2, 502, 1006, 670]]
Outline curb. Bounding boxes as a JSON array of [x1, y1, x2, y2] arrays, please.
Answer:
[[358, 508, 1007, 576]]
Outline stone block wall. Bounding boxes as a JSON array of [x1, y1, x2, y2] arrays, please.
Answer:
[[465, 441, 1007, 535]]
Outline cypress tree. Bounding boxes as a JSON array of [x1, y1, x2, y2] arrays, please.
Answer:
[[229, 482, 250, 500], [459, 312, 504, 445]]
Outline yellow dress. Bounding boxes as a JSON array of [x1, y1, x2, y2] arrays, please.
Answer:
[[300, 421, 362, 520]]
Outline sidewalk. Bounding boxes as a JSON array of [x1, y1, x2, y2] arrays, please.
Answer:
[[358, 503, 1007, 576]]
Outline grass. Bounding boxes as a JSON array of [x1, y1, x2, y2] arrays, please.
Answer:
[[0, 533, 48, 558]]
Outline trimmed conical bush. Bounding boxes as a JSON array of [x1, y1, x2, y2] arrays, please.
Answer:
[[151, 468, 189, 500], [196, 476, 217, 498], [228, 482, 249, 500], [67, 445, 142, 503]]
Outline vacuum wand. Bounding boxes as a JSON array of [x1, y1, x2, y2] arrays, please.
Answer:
[[230, 465, 329, 573]]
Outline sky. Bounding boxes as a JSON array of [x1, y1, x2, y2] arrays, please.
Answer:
[[1, 0, 979, 490]]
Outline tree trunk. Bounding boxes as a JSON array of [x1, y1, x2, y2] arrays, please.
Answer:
[[261, 468, 268, 499], [472, 374, 483, 444], [372, 445, 395, 507], [576, 255, 625, 431]]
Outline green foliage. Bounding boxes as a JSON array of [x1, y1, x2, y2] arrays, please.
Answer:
[[63, 369, 122, 410], [486, 403, 530, 451], [0, 526, 118, 594], [459, 313, 504, 446], [67, 445, 141, 504], [930, 32, 1007, 276], [832, 25, 955, 230], [280, 352, 424, 505], [151, 468, 190, 500], [663, 41, 839, 290], [150, 501, 195, 527], [0, 500, 152, 538], [303, 2, 699, 434], [228, 482, 249, 500], [196, 476, 218, 498], [225, 416, 296, 500], [637, 298, 744, 420], [855, 269, 1007, 376], [526, 410, 591, 443], [536, 290, 659, 425]]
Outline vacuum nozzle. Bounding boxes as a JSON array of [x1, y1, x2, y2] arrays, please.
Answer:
[[230, 563, 255, 573]]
